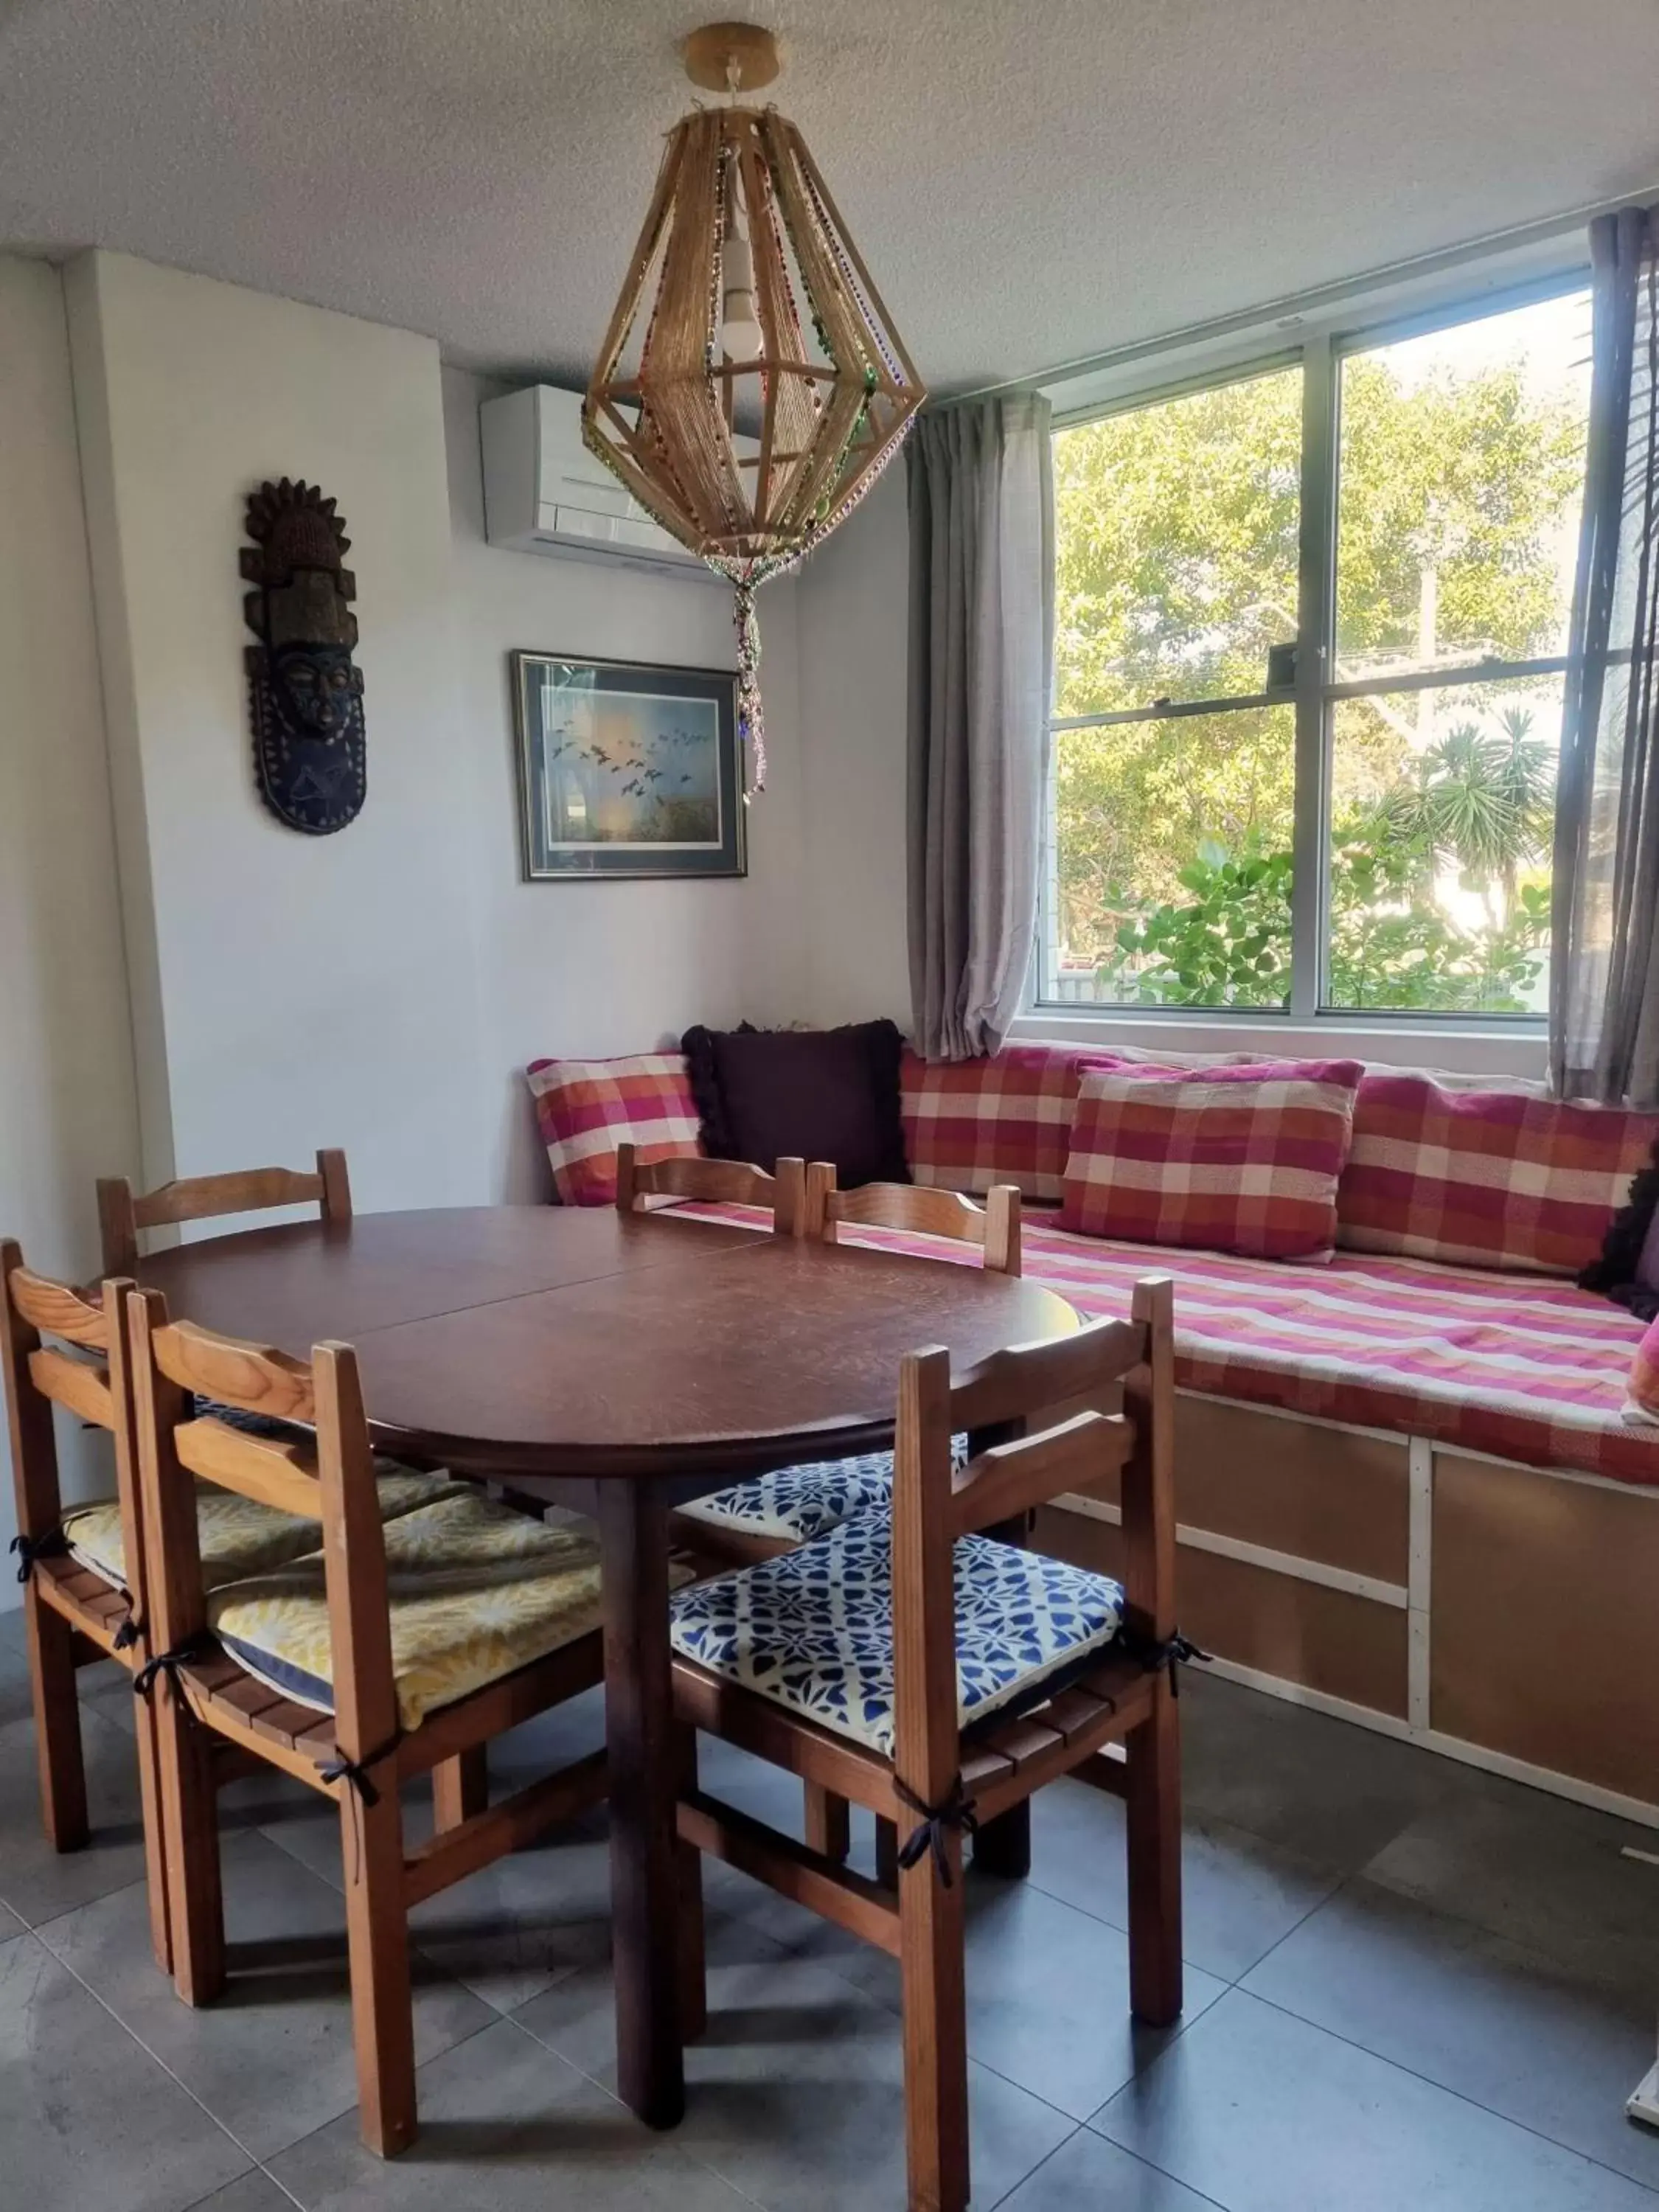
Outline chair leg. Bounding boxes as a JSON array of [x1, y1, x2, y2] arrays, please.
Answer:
[[343, 1783, 417, 2157], [24, 1593, 88, 1852], [154, 1690, 225, 2006], [804, 1783, 851, 1865], [898, 1823, 970, 2212], [676, 1725, 707, 2043], [131, 1692, 175, 1975], [1125, 1680, 1183, 2027], [431, 1746, 487, 1833], [971, 1800, 1031, 1880], [875, 1815, 899, 1888]]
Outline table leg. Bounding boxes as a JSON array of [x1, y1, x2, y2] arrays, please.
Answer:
[[599, 1478, 685, 2129]]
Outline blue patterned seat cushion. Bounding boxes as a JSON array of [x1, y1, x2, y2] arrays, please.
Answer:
[[669, 1510, 1124, 1754], [676, 1436, 969, 1545]]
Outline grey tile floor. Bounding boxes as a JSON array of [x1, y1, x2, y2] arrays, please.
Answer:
[[3, 1600, 1658, 2211]]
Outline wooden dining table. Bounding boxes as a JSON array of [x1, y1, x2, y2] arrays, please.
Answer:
[[129, 1202, 1077, 2129]]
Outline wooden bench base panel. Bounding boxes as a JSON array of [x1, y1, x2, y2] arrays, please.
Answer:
[[1432, 1453, 1659, 1806], [1032, 1504, 1410, 1719], [1034, 1400, 1659, 1826]]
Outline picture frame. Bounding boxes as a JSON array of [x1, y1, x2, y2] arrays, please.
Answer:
[[511, 650, 746, 881]]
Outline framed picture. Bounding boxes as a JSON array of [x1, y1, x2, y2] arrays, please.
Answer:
[[512, 652, 745, 880]]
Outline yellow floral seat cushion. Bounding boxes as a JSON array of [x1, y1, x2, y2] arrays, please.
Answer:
[[60, 1461, 462, 1596], [208, 1489, 684, 1733]]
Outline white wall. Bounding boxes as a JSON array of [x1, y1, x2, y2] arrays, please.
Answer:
[[442, 366, 810, 1200], [66, 252, 493, 1211], [47, 260, 814, 1228], [0, 254, 144, 1598]]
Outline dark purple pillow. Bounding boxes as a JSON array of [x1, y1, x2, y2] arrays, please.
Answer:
[[1579, 1137, 1659, 1318], [681, 1020, 908, 1189]]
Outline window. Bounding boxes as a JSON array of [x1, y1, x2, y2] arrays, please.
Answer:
[[1041, 282, 1592, 1020]]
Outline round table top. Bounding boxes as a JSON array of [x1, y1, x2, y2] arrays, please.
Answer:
[[131, 1205, 1077, 1481]]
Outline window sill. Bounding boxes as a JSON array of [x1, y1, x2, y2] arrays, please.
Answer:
[[1010, 1007, 1548, 1080]]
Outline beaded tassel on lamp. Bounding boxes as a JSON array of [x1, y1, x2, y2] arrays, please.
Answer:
[[582, 21, 926, 796]]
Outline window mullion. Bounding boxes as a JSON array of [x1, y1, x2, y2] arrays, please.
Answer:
[[1290, 331, 1336, 1019]]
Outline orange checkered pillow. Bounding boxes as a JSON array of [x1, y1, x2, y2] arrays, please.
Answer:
[[526, 1054, 702, 1205], [1060, 1061, 1364, 1260], [1337, 1076, 1659, 1276]]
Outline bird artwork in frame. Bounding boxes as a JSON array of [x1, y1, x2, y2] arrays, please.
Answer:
[[241, 478, 367, 834], [511, 652, 745, 880]]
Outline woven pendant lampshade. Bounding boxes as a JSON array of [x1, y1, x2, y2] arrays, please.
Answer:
[[582, 21, 926, 793]]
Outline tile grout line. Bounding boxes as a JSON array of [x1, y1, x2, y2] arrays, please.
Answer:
[[243, 2013, 525, 2208], [28, 1820, 532, 2194], [486, 2006, 775, 2212], [12, 1917, 269, 2185], [978, 2121, 1088, 2212], [1197, 1863, 1362, 1993], [696, 1871, 1206, 2139], [1234, 1980, 1659, 2199], [992, 2115, 1236, 2212]]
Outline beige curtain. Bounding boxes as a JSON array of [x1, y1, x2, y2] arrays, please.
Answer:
[[906, 394, 1054, 1062], [1552, 207, 1659, 1104]]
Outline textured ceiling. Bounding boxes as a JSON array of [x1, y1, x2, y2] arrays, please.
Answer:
[[1, 0, 1657, 396]]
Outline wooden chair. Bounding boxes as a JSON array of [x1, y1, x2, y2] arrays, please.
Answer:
[[669, 1281, 1186, 2212], [0, 1244, 177, 1971], [98, 1149, 351, 1276], [807, 1166, 1021, 1277], [675, 1174, 1026, 1573], [614, 1143, 806, 1237], [124, 1290, 620, 2157]]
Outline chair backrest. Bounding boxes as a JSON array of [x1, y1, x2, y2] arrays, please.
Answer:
[[888, 1279, 1175, 1816], [124, 1289, 397, 1766], [97, 1150, 352, 1276], [806, 1167, 1021, 1276], [1, 1240, 142, 1596], [613, 1144, 806, 1237]]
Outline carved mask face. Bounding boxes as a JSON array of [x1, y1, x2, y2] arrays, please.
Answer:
[[271, 640, 363, 737]]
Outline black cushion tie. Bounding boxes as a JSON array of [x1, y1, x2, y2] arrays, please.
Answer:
[[1122, 1627, 1211, 1697], [894, 1773, 979, 1888], [320, 1737, 403, 1883], [319, 1739, 400, 1810], [132, 1639, 208, 1700], [10, 1528, 69, 1584], [111, 1618, 140, 1653]]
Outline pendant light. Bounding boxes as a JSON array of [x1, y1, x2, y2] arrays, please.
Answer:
[[582, 20, 926, 793]]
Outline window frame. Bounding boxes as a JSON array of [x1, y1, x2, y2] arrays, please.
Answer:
[[1034, 259, 1593, 1029]]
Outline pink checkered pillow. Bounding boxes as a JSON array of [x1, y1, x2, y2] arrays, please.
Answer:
[[901, 1045, 1091, 1201], [900, 1043, 1273, 1201], [1060, 1060, 1365, 1260], [525, 1054, 702, 1205], [1336, 1076, 1659, 1275]]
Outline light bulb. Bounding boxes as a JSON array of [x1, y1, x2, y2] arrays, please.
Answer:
[[720, 229, 764, 363]]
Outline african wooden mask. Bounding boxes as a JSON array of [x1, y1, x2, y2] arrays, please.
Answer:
[[241, 479, 366, 833]]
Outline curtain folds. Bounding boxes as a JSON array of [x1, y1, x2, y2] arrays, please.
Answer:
[[906, 393, 1054, 1062], [1551, 207, 1659, 1105]]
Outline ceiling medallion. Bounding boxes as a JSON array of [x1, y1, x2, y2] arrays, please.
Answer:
[[582, 19, 926, 795]]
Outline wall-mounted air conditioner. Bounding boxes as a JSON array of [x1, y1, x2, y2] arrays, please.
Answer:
[[480, 384, 718, 577]]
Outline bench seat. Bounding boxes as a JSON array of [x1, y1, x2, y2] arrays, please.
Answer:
[[670, 1199, 1657, 1487]]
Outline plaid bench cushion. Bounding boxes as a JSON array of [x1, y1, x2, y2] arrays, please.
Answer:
[[662, 1198, 1659, 1488], [1060, 1060, 1363, 1261], [1336, 1075, 1659, 1276], [526, 1052, 702, 1205]]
